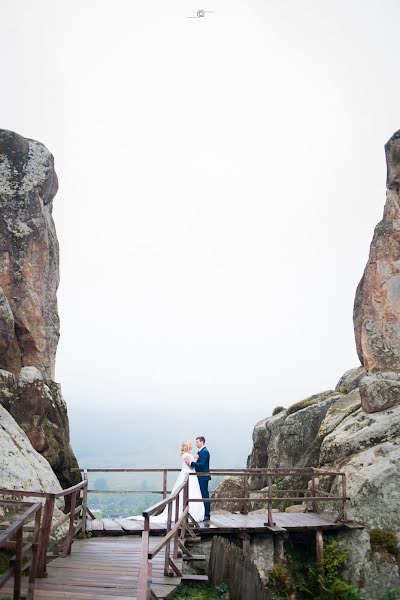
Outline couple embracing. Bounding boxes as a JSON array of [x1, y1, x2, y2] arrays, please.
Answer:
[[128, 436, 211, 523], [181, 435, 211, 522]]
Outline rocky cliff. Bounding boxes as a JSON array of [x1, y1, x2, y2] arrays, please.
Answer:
[[0, 129, 79, 490], [246, 131, 400, 599]]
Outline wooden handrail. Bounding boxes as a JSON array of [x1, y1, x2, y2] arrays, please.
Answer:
[[69, 468, 345, 503], [0, 479, 89, 578], [0, 502, 41, 546], [188, 496, 351, 502], [72, 466, 345, 475], [148, 506, 190, 559], [55, 480, 87, 498], [137, 474, 191, 600], [143, 474, 190, 517], [0, 501, 42, 600]]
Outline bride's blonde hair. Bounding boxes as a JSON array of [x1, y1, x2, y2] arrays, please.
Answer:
[[180, 440, 192, 455]]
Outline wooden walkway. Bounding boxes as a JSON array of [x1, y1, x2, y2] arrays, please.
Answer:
[[0, 537, 182, 600], [0, 468, 357, 600], [87, 511, 349, 536]]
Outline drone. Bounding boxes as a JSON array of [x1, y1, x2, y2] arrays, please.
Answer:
[[187, 9, 214, 18]]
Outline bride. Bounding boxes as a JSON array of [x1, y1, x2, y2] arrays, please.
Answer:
[[127, 441, 205, 523]]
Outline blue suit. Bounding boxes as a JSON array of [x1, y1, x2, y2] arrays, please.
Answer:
[[191, 446, 211, 518]]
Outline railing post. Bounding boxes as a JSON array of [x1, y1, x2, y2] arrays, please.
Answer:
[[341, 473, 347, 522], [81, 472, 88, 539], [62, 490, 77, 557], [241, 476, 249, 515], [14, 527, 23, 600], [173, 493, 180, 560], [27, 506, 42, 600], [37, 494, 56, 577], [163, 470, 168, 499], [267, 474, 274, 526], [310, 471, 318, 513], [181, 478, 189, 540], [138, 515, 151, 600], [316, 529, 324, 563], [164, 502, 173, 576]]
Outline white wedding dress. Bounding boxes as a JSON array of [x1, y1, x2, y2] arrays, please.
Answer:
[[127, 453, 205, 523]]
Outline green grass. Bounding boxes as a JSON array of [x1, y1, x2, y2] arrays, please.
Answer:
[[286, 398, 320, 416], [171, 581, 229, 600]]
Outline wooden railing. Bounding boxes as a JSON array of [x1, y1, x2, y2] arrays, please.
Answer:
[[73, 465, 348, 524], [199, 467, 349, 525], [73, 467, 183, 500], [131, 466, 349, 600], [137, 473, 191, 600], [0, 500, 42, 600], [0, 479, 88, 579]]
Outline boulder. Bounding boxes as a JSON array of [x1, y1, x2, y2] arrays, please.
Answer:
[[338, 529, 400, 600], [0, 403, 62, 496], [359, 371, 400, 412], [335, 366, 367, 393], [320, 403, 400, 532], [317, 387, 361, 439], [247, 391, 341, 490], [249, 534, 275, 583], [0, 369, 17, 410], [0, 404, 68, 544], [211, 476, 246, 512]]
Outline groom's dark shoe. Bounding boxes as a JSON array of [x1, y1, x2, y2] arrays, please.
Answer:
[[203, 516, 210, 521]]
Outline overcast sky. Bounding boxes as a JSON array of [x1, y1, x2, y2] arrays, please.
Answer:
[[2, 0, 400, 467]]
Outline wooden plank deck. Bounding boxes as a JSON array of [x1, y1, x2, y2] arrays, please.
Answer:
[[0, 536, 182, 600], [89, 512, 344, 536]]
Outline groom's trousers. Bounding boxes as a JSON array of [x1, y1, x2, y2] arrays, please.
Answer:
[[199, 478, 210, 518]]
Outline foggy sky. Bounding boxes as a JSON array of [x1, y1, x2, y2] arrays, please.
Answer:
[[2, 0, 400, 467]]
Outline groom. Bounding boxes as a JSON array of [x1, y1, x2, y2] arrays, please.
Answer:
[[185, 436, 211, 521]]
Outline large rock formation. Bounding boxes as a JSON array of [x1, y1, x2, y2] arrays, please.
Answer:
[[246, 131, 400, 599], [0, 129, 79, 490], [354, 130, 400, 412], [0, 129, 59, 378]]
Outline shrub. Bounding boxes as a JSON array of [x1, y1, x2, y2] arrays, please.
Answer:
[[370, 528, 399, 558], [268, 536, 362, 600], [322, 539, 349, 575], [272, 406, 285, 416]]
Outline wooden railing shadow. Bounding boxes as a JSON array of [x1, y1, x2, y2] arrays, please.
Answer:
[[0, 500, 42, 600]]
